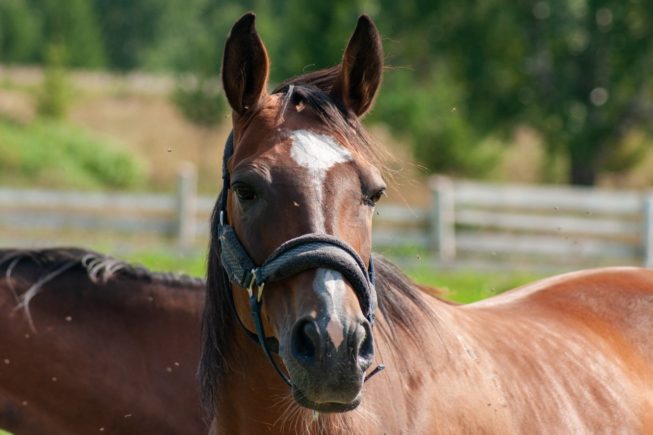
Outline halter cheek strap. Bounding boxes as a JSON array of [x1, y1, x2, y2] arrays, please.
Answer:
[[217, 131, 383, 388]]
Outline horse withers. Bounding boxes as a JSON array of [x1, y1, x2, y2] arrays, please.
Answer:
[[200, 12, 653, 434], [0, 249, 206, 434]]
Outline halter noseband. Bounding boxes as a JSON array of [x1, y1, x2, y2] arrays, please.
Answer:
[[217, 131, 384, 387]]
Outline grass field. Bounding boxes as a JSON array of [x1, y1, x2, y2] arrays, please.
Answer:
[[121, 249, 543, 304]]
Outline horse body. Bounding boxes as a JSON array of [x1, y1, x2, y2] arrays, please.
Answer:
[[0, 249, 207, 434], [203, 13, 653, 434]]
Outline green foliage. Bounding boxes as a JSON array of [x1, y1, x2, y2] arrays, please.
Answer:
[[2, 0, 652, 184], [91, 0, 169, 71], [273, 0, 376, 80], [30, 0, 106, 68], [172, 78, 226, 126], [372, 68, 501, 176], [36, 43, 71, 119], [0, 118, 146, 189], [1, 0, 105, 67], [422, 0, 653, 184], [0, 0, 40, 63]]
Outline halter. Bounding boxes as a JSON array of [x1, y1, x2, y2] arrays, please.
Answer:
[[217, 131, 384, 387]]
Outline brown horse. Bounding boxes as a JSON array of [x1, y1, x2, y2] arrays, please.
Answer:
[[0, 248, 207, 434], [200, 13, 653, 434]]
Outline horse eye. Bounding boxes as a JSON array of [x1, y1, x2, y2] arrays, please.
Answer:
[[233, 184, 256, 201], [365, 188, 386, 206]]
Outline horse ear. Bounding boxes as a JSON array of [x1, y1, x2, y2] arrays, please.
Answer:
[[331, 15, 384, 117], [222, 12, 269, 115]]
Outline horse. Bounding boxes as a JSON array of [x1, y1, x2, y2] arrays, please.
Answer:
[[0, 248, 207, 434], [200, 13, 653, 434]]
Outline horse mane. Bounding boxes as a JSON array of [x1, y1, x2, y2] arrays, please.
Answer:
[[0, 248, 204, 327]]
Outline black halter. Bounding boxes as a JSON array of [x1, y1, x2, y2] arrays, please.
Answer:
[[217, 131, 384, 387]]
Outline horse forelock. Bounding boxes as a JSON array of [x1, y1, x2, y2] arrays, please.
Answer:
[[271, 67, 389, 174]]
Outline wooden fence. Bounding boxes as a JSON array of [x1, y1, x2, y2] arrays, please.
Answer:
[[430, 177, 653, 268], [1, 169, 652, 269], [0, 165, 212, 250]]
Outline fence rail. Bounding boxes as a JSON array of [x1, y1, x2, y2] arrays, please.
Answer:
[[429, 177, 653, 268], [1, 168, 652, 269]]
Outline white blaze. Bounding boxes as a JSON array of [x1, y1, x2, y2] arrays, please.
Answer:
[[313, 268, 347, 349], [289, 130, 352, 231]]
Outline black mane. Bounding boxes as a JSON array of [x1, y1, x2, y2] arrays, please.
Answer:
[[0, 248, 204, 291]]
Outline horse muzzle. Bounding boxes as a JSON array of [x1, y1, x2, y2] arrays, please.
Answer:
[[283, 306, 374, 411]]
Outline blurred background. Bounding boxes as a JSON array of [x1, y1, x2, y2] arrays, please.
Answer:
[[1, 0, 652, 301]]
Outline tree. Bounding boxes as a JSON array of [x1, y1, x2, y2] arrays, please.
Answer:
[[29, 0, 106, 68], [36, 43, 72, 119], [425, 0, 653, 185], [92, 0, 169, 70], [0, 0, 41, 63]]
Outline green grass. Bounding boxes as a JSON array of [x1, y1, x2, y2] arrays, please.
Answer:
[[404, 264, 543, 303], [0, 118, 146, 190], [121, 248, 543, 304], [122, 248, 208, 277]]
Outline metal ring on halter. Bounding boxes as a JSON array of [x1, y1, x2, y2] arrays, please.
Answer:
[[256, 283, 265, 302], [246, 268, 257, 298]]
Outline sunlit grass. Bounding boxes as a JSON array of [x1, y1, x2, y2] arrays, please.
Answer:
[[404, 264, 543, 303]]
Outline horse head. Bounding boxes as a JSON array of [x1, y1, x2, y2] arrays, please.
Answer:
[[215, 12, 385, 412]]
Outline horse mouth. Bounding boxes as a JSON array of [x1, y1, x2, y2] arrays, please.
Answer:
[[292, 388, 361, 413]]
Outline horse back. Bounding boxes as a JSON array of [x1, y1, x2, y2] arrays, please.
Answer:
[[473, 267, 653, 356], [457, 267, 653, 432]]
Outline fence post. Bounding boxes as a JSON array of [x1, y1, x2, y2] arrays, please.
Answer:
[[175, 162, 197, 248], [429, 176, 456, 263], [643, 193, 653, 268]]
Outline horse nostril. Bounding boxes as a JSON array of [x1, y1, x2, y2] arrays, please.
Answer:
[[354, 321, 374, 369], [291, 318, 321, 366]]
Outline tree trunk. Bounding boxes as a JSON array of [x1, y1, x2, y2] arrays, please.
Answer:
[[567, 136, 599, 186], [569, 159, 597, 185]]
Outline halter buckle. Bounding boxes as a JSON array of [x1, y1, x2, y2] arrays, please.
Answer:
[[247, 269, 265, 302], [246, 269, 266, 302], [246, 268, 257, 298]]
